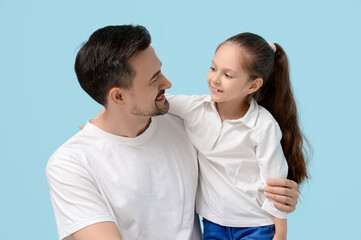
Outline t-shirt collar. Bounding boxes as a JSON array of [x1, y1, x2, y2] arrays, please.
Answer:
[[84, 117, 157, 144]]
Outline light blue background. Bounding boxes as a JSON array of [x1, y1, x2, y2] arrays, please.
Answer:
[[1, 0, 360, 239]]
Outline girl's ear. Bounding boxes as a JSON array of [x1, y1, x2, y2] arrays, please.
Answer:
[[248, 78, 263, 94]]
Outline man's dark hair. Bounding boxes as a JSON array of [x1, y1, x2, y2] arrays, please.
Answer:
[[75, 25, 151, 105]]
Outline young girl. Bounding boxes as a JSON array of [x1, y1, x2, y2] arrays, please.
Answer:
[[167, 33, 309, 240]]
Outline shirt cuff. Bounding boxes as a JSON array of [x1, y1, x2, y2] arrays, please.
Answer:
[[262, 198, 287, 219]]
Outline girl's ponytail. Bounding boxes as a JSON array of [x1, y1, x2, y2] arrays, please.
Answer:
[[254, 44, 310, 184]]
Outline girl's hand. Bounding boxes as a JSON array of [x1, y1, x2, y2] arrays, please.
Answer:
[[79, 109, 105, 129], [264, 179, 299, 213]]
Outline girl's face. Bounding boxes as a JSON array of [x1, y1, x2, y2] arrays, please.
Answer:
[[207, 43, 256, 105]]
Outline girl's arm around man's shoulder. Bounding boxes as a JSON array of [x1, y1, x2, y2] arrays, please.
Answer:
[[165, 94, 208, 119]]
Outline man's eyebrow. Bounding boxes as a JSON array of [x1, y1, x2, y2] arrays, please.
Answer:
[[149, 62, 162, 81], [150, 70, 161, 81]]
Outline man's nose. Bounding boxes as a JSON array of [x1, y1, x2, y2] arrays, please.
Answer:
[[160, 73, 172, 89]]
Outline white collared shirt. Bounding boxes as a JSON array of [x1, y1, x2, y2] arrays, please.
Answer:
[[167, 94, 288, 227]]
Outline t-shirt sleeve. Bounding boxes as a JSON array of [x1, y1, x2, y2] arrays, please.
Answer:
[[46, 154, 115, 240], [254, 119, 288, 219]]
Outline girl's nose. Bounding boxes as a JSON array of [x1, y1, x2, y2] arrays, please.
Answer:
[[212, 76, 221, 85]]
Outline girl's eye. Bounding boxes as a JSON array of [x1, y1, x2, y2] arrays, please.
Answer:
[[225, 73, 233, 78], [210, 67, 216, 71]]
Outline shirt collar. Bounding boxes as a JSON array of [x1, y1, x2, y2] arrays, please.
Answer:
[[203, 95, 259, 129], [203, 95, 218, 112]]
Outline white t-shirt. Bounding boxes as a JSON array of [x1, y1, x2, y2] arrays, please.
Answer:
[[167, 94, 288, 227], [46, 114, 201, 240]]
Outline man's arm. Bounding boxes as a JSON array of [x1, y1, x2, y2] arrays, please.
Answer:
[[265, 178, 299, 213], [72, 222, 122, 240]]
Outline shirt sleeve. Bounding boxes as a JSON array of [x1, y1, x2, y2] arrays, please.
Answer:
[[254, 119, 288, 219], [166, 94, 191, 119], [167, 94, 208, 118], [46, 154, 115, 240]]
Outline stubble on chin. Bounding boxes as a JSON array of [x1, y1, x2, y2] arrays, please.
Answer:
[[131, 99, 170, 117], [154, 99, 169, 116]]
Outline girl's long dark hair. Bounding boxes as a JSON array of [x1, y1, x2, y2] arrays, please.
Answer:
[[221, 33, 311, 184]]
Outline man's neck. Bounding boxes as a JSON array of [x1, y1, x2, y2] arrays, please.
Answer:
[[92, 109, 151, 138]]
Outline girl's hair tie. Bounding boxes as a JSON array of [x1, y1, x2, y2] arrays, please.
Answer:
[[267, 41, 277, 52]]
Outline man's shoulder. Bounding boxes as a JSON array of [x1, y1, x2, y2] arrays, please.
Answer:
[[155, 113, 192, 139], [158, 112, 190, 129], [161, 111, 183, 122], [47, 129, 95, 169]]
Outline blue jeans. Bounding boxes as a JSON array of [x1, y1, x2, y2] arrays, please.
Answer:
[[203, 218, 275, 240]]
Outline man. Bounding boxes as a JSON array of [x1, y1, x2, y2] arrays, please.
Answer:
[[46, 25, 299, 240]]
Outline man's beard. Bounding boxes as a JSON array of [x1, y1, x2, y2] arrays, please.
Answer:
[[131, 99, 169, 117]]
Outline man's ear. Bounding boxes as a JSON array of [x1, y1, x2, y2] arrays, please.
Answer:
[[108, 87, 125, 105], [248, 78, 263, 94]]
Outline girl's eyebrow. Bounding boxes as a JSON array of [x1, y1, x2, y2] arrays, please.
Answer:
[[212, 60, 237, 73]]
